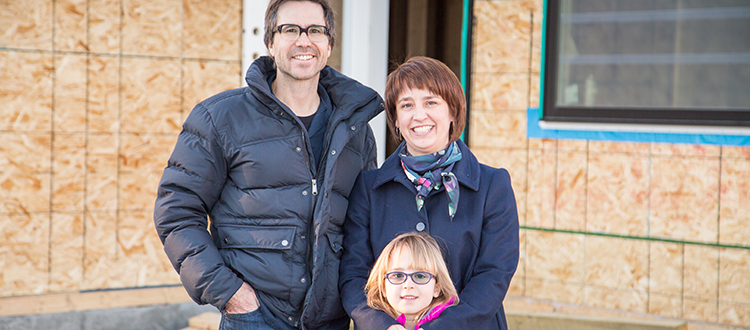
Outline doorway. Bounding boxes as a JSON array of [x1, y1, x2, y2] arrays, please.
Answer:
[[386, 0, 468, 156]]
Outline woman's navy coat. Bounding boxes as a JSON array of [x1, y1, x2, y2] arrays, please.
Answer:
[[340, 140, 520, 330]]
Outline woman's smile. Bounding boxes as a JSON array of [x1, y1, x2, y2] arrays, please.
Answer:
[[411, 125, 433, 134]]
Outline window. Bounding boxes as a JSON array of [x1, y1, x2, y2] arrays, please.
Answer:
[[541, 0, 750, 127]]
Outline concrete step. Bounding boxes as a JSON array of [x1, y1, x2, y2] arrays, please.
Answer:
[[187, 311, 221, 330], [507, 310, 686, 330], [186, 309, 688, 330]]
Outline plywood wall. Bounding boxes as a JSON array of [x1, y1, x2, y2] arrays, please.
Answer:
[[469, 0, 750, 328], [1, 0, 243, 297]]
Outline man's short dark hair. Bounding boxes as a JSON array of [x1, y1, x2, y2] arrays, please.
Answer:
[[264, 0, 336, 49]]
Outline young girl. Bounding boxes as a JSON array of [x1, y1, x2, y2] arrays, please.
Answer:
[[364, 232, 459, 330]]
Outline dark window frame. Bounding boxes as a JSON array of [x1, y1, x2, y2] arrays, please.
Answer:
[[541, 0, 750, 127]]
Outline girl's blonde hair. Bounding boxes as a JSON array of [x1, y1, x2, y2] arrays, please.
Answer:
[[365, 232, 459, 320]]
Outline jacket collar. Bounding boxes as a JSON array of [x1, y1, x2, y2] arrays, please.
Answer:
[[244, 56, 382, 124], [373, 139, 481, 192]]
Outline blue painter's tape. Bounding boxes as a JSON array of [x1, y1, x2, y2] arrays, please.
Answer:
[[527, 108, 750, 146]]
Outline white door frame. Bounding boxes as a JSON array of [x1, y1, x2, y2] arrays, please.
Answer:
[[342, 0, 390, 164]]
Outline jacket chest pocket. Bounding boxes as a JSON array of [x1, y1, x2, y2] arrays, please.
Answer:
[[217, 224, 297, 250]]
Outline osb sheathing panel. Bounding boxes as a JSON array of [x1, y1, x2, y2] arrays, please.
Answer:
[[89, 0, 122, 54], [0, 0, 241, 301], [473, 0, 533, 74], [586, 152, 650, 236], [49, 212, 84, 292], [0, 52, 53, 131], [0, 213, 50, 296], [471, 0, 750, 327], [116, 211, 178, 287], [88, 56, 121, 133], [182, 60, 243, 117], [650, 156, 721, 241], [525, 145, 558, 228], [120, 57, 183, 134], [86, 133, 119, 211], [472, 146, 528, 225], [52, 133, 87, 212], [53, 54, 88, 133], [83, 210, 119, 290], [719, 157, 750, 246], [0, 0, 53, 50], [54, 0, 88, 52], [121, 0, 182, 57], [1, 133, 52, 215], [183, 0, 241, 60]]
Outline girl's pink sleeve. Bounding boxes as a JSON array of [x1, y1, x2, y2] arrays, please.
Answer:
[[416, 297, 456, 328]]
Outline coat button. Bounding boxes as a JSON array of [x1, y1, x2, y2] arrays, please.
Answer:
[[300, 277, 306, 283], [295, 147, 301, 152], [416, 222, 426, 232], [223, 238, 229, 244], [281, 239, 289, 247], [302, 190, 308, 196], [350, 126, 356, 131], [331, 150, 336, 155]]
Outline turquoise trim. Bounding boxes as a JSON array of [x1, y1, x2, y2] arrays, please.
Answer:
[[461, 0, 469, 89], [460, 0, 470, 141], [527, 108, 750, 146], [538, 0, 547, 120]]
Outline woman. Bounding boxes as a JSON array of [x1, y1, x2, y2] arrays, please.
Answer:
[[339, 56, 519, 330]]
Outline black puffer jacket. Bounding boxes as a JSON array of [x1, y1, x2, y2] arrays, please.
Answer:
[[154, 56, 383, 329]]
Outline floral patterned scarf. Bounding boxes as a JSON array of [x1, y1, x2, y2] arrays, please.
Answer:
[[399, 141, 462, 219]]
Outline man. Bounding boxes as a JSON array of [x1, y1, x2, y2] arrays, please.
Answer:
[[154, 1, 383, 329]]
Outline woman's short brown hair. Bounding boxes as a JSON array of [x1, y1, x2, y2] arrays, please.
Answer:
[[385, 56, 466, 143]]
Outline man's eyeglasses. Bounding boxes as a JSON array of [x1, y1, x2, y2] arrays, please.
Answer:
[[385, 271, 435, 285], [275, 24, 329, 42]]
